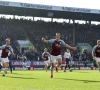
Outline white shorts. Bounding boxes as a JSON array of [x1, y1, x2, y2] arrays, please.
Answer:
[[1, 57, 9, 63], [50, 55, 62, 63], [95, 57, 100, 62], [22, 62, 27, 66], [44, 60, 50, 65]]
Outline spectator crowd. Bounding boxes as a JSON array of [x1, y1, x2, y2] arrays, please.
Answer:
[[0, 17, 100, 61]]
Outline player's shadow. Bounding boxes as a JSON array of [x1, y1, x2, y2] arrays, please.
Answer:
[[6, 76, 37, 79], [13, 73, 32, 75], [55, 78, 100, 83], [76, 72, 92, 73]]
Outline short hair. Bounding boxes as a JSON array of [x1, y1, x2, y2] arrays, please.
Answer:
[[97, 40, 100, 42], [56, 32, 61, 36], [6, 38, 10, 42], [44, 48, 47, 50]]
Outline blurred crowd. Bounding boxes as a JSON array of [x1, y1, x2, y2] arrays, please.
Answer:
[[0, 18, 100, 61], [0, 18, 26, 59]]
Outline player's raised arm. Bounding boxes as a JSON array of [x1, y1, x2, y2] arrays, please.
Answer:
[[65, 44, 77, 50], [61, 40, 77, 50], [42, 37, 49, 43]]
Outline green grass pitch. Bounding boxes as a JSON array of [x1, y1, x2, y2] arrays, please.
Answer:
[[0, 70, 100, 90]]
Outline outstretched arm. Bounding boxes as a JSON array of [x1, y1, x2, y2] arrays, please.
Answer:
[[61, 40, 77, 50], [42, 37, 49, 43], [65, 44, 77, 50]]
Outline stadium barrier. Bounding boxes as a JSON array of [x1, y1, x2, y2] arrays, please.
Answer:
[[10, 60, 97, 70]]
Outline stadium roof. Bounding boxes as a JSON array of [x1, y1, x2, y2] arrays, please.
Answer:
[[1, 0, 100, 21]]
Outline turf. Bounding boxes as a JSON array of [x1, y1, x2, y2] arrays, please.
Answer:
[[0, 70, 100, 90]]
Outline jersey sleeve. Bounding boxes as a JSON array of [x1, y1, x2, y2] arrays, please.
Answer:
[[10, 46, 13, 53], [47, 52, 50, 56], [48, 39, 55, 44], [42, 53, 44, 57], [1, 45, 5, 50], [24, 56, 27, 59], [92, 45, 97, 52], [61, 40, 66, 46]]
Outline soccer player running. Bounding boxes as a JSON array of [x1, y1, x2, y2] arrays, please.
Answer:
[[42, 33, 77, 78], [0, 38, 14, 76], [42, 48, 50, 72], [64, 49, 72, 72], [92, 40, 100, 72], [18, 54, 27, 70]]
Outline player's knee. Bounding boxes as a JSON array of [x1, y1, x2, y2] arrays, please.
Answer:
[[59, 62, 62, 65], [5, 63, 9, 68], [58, 59, 62, 64], [51, 63, 55, 68], [5, 65, 8, 68]]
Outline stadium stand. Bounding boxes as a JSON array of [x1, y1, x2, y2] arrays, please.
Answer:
[[0, 18, 100, 61]]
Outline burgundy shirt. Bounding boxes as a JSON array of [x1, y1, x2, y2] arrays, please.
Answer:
[[42, 52, 50, 60], [93, 45, 100, 57], [49, 39, 66, 56], [1, 45, 13, 58]]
